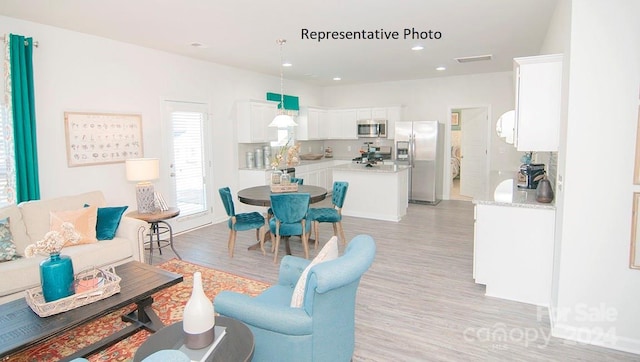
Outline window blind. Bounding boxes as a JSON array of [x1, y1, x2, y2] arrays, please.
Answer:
[[170, 109, 207, 217]]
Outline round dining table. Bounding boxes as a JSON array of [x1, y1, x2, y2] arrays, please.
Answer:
[[237, 185, 328, 257], [237, 185, 328, 206]]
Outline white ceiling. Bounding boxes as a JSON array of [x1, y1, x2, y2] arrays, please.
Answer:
[[0, 0, 558, 86]]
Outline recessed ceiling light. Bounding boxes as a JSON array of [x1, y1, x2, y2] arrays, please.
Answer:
[[455, 54, 493, 63], [436, 66, 446, 71], [411, 45, 424, 51], [333, 77, 342, 81], [282, 62, 292, 67]]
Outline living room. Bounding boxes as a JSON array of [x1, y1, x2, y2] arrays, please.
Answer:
[[0, 0, 639, 361]]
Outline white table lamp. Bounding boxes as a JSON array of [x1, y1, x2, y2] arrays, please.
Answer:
[[126, 158, 160, 214]]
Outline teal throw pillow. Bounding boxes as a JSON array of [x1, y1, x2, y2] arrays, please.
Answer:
[[0, 217, 18, 262], [85, 205, 128, 240]]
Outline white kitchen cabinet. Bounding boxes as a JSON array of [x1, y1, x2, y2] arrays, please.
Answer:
[[238, 169, 269, 189], [372, 107, 387, 119], [296, 161, 331, 189], [302, 168, 327, 189], [473, 202, 555, 306], [297, 105, 403, 140], [385, 106, 403, 139], [356, 108, 372, 120], [513, 54, 562, 152], [236, 100, 278, 143], [316, 168, 328, 190], [297, 107, 329, 140], [328, 109, 358, 139]]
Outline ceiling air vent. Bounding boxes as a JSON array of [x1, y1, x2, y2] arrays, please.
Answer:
[[455, 54, 493, 63]]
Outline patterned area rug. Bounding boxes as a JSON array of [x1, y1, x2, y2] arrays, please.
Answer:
[[10, 259, 270, 361]]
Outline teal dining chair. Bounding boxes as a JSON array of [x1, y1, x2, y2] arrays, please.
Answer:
[[308, 181, 349, 247], [266, 177, 304, 223], [268, 193, 311, 263], [218, 187, 266, 257], [290, 177, 304, 185]]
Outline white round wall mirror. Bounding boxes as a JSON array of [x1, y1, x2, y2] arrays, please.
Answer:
[[496, 110, 516, 144]]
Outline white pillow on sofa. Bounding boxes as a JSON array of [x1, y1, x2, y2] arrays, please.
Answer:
[[290, 236, 339, 308]]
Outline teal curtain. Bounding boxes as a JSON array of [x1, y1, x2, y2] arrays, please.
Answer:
[[9, 34, 40, 202]]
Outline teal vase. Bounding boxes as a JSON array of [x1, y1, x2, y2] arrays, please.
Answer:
[[40, 252, 75, 302]]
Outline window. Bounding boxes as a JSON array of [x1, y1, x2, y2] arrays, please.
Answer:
[[270, 125, 296, 147]]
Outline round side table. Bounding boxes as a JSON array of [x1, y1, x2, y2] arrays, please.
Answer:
[[127, 207, 181, 264], [133, 316, 254, 362]]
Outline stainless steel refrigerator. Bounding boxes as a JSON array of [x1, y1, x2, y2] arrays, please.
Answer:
[[395, 121, 443, 205]]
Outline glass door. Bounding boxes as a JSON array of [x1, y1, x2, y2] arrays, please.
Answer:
[[163, 100, 213, 233]]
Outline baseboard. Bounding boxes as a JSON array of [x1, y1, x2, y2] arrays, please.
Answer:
[[551, 322, 640, 355]]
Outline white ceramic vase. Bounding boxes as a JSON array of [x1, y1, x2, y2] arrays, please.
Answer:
[[183, 271, 215, 349]]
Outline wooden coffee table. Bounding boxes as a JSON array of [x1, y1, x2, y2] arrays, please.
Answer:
[[0, 261, 183, 361]]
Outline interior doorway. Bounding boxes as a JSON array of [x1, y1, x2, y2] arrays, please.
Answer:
[[449, 106, 490, 201]]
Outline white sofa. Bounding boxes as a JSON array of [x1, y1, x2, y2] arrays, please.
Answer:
[[0, 191, 147, 304]]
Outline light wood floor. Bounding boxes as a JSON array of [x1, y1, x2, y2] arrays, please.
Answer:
[[451, 177, 473, 201], [148, 200, 637, 361]]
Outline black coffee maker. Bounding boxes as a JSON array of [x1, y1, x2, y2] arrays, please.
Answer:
[[517, 163, 546, 189]]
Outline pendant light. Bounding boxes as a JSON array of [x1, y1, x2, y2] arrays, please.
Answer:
[[268, 39, 297, 128]]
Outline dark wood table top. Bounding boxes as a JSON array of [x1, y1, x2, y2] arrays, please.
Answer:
[[127, 207, 180, 223], [0, 261, 183, 359], [237, 185, 327, 207], [133, 317, 254, 362]]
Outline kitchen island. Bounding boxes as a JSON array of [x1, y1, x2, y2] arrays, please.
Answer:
[[332, 163, 410, 222], [472, 171, 556, 307]]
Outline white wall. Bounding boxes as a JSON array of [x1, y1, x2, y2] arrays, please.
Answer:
[[550, 0, 640, 353], [320, 72, 523, 198], [541, 0, 572, 331], [0, 16, 321, 225]]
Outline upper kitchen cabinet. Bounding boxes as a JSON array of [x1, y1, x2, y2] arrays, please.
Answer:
[[296, 106, 329, 140], [356, 106, 403, 139], [513, 54, 563, 152], [236, 100, 278, 143], [328, 109, 358, 139], [385, 106, 403, 139]]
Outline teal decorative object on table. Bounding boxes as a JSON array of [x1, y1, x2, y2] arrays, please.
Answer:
[[23, 221, 82, 302], [40, 252, 75, 302]]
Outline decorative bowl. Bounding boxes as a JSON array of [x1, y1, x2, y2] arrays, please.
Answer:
[[299, 154, 324, 160]]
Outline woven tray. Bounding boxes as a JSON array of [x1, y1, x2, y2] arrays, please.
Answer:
[[25, 265, 121, 317], [270, 184, 299, 193]]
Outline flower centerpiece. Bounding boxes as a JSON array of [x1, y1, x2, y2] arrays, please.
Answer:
[[270, 138, 301, 169], [25, 222, 81, 302], [24, 222, 80, 257]]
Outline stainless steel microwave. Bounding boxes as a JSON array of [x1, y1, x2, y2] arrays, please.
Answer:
[[357, 119, 387, 138]]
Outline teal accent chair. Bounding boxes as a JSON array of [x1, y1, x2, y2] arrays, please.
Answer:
[[268, 193, 311, 263], [308, 181, 349, 248], [214, 234, 376, 362], [218, 187, 266, 257]]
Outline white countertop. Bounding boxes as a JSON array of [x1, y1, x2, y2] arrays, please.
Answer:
[[332, 163, 410, 173], [238, 158, 350, 171], [472, 171, 555, 210]]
